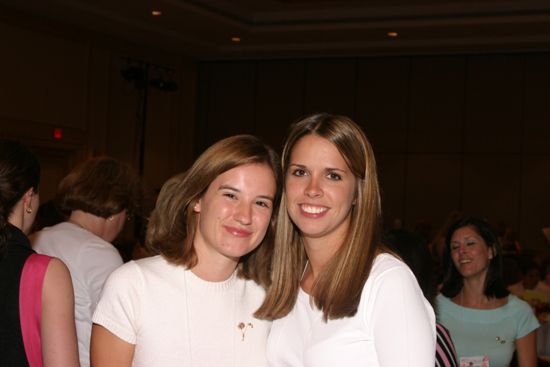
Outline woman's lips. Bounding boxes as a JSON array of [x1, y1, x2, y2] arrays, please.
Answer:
[[299, 204, 328, 218], [224, 225, 252, 237]]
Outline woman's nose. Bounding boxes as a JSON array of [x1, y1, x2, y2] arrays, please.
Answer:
[[304, 176, 322, 198], [234, 202, 252, 225]]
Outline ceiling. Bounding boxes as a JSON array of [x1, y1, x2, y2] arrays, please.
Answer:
[[2, 0, 550, 59]]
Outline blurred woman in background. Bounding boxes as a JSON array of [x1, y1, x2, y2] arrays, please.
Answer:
[[0, 139, 79, 367], [31, 156, 141, 367], [437, 217, 539, 367]]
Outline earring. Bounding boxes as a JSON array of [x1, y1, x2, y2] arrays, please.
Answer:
[[107, 216, 114, 221], [26, 207, 33, 214]]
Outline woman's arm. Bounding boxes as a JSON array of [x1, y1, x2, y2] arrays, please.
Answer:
[[515, 330, 537, 367], [90, 324, 135, 367], [41, 258, 80, 367]]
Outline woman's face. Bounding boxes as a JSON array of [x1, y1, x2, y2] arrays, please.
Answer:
[[193, 163, 276, 263], [450, 225, 494, 280], [285, 134, 357, 247]]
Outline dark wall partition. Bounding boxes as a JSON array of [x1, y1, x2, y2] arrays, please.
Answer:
[[197, 53, 550, 254]]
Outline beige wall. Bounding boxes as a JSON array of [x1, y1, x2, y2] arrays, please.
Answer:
[[197, 55, 550, 255]]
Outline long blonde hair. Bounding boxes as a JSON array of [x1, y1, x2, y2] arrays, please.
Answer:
[[256, 113, 382, 320], [146, 135, 281, 287]]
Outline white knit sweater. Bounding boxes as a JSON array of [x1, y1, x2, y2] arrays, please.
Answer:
[[93, 255, 270, 367]]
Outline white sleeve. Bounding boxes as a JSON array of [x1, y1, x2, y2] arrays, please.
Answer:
[[368, 265, 436, 366], [92, 261, 142, 344]]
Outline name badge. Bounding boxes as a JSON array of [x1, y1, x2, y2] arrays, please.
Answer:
[[460, 355, 489, 367]]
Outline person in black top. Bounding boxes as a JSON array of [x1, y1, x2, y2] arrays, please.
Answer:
[[0, 139, 79, 367]]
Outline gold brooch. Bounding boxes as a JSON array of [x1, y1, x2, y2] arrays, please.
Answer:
[[238, 322, 254, 341]]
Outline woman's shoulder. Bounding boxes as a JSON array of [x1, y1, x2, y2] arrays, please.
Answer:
[[112, 255, 167, 277], [370, 252, 412, 277], [363, 252, 421, 293], [505, 294, 536, 315]]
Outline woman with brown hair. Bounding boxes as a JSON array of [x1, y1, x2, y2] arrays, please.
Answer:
[[91, 135, 280, 367], [256, 113, 435, 367], [437, 217, 539, 367], [0, 139, 79, 367], [31, 157, 141, 367]]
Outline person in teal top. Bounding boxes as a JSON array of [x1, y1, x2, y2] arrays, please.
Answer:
[[436, 217, 539, 367]]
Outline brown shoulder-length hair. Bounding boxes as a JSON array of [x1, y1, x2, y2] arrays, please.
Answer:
[[256, 113, 382, 320], [146, 134, 281, 288], [57, 157, 142, 218]]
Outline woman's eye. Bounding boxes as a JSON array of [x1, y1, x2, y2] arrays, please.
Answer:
[[327, 172, 342, 181], [256, 200, 271, 209], [466, 241, 476, 246], [291, 168, 306, 177], [223, 192, 237, 199], [450, 243, 459, 251]]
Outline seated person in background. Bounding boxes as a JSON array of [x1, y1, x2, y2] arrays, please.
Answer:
[[437, 217, 539, 367], [544, 260, 550, 287], [31, 157, 141, 367], [508, 259, 550, 308], [385, 229, 459, 367]]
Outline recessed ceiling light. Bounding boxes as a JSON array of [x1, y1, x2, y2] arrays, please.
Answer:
[[387, 31, 398, 38], [231, 37, 241, 43], [152, 10, 162, 16]]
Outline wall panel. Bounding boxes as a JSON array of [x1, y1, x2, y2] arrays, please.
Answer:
[[0, 22, 88, 129], [461, 154, 521, 227], [377, 154, 406, 229], [255, 60, 305, 152], [464, 55, 524, 153], [408, 56, 465, 153], [523, 54, 550, 154], [355, 58, 410, 153], [304, 59, 356, 117], [520, 156, 550, 251], [197, 62, 256, 152], [405, 154, 462, 231]]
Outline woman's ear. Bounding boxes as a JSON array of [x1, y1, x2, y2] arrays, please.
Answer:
[[488, 245, 495, 260], [193, 199, 201, 213], [22, 187, 35, 214]]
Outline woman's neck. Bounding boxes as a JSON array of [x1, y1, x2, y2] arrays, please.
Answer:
[[455, 276, 504, 309], [68, 210, 105, 238], [303, 237, 340, 278], [190, 242, 239, 282], [301, 236, 343, 293], [191, 260, 237, 282]]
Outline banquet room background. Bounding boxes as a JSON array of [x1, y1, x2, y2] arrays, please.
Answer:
[[0, 0, 549, 255]]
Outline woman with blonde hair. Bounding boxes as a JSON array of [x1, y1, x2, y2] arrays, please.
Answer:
[[256, 113, 435, 367], [0, 139, 79, 367], [91, 134, 280, 367]]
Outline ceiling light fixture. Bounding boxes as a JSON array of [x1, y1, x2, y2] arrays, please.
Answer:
[[231, 37, 241, 43], [152, 10, 162, 16], [387, 31, 398, 38]]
